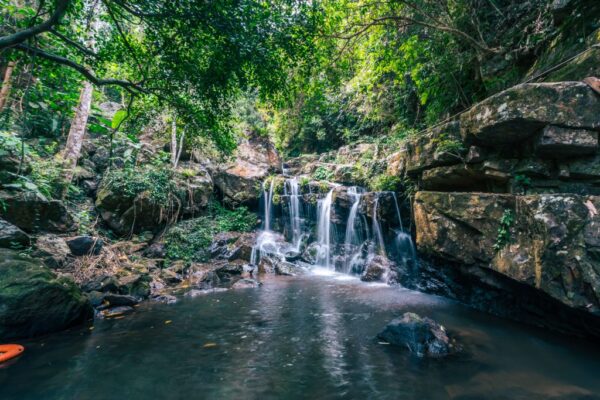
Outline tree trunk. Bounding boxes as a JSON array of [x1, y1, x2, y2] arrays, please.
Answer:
[[0, 61, 16, 111], [61, 80, 93, 196], [170, 117, 177, 166]]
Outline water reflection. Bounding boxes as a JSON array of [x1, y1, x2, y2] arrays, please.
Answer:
[[2, 275, 600, 400]]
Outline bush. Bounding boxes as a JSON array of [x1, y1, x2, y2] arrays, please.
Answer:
[[103, 166, 181, 208], [312, 166, 334, 181], [164, 201, 257, 263], [370, 174, 401, 192]]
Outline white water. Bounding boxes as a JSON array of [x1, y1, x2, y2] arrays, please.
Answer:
[[316, 189, 334, 269], [371, 195, 386, 257], [343, 187, 363, 274], [251, 175, 416, 279], [285, 177, 303, 251]]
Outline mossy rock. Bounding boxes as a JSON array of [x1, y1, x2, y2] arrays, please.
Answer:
[[0, 249, 92, 339]]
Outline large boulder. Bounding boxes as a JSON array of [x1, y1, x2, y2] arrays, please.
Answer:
[[0, 189, 75, 233], [414, 191, 600, 317], [177, 162, 213, 216], [414, 191, 515, 265], [403, 121, 465, 176], [95, 184, 165, 235], [377, 313, 453, 357], [460, 82, 600, 145], [66, 235, 104, 256], [0, 249, 92, 339], [492, 195, 600, 314], [0, 218, 30, 248], [32, 234, 70, 268], [213, 132, 281, 206]]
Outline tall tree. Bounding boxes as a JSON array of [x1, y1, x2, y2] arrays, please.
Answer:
[[60, 1, 98, 196], [0, 61, 16, 111]]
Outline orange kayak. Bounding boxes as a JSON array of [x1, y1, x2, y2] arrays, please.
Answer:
[[0, 344, 24, 363]]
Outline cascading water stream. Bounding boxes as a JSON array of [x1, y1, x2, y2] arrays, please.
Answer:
[[316, 189, 334, 269], [390, 192, 416, 268], [371, 194, 386, 257], [343, 187, 363, 273], [263, 179, 275, 231], [285, 178, 303, 251], [250, 179, 277, 265]]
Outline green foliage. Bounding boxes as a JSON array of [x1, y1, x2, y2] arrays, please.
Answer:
[[370, 174, 401, 192], [312, 166, 334, 181], [514, 174, 532, 194], [299, 176, 310, 191], [432, 133, 466, 157], [494, 209, 515, 251], [103, 166, 180, 209], [164, 201, 257, 263]]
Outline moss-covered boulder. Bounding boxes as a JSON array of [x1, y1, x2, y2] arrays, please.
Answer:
[[414, 191, 600, 317], [460, 82, 600, 145], [0, 249, 92, 339], [0, 189, 75, 233]]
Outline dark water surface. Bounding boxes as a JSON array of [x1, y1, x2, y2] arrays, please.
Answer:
[[2, 273, 600, 400]]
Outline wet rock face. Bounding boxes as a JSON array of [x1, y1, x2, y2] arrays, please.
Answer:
[[361, 255, 397, 283], [0, 249, 92, 339], [460, 82, 600, 145], [0, 189, 76, 233], [414, 192, 600, 317], [535, 125, 598, 158], [213, 132, 281, 207], [414, 192, 515, 265], [377, 313, 453, 357]]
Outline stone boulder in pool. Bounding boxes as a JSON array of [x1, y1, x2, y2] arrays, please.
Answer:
[[0, 249, 92, 339], [377, 312, 454, 357]]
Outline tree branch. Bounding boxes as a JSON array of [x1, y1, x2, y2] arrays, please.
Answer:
[[0, 0, 72, 50], [50, 29, 99, 58], [15, 44, 145, 93]]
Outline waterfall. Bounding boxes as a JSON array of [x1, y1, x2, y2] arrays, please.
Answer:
[[371, 194, 386, 257], [343, 187, 362, 273], [251, 179, 277, 265], [390, 192, 416, 268], [285, 177, 303, 251], [263, 178, 275, 231], [316, 189, 334, 269]]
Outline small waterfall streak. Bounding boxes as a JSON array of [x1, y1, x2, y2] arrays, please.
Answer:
[[390, 191, 416, 268], [343, 187, 362, 273], [391, 192, 404, 231], [316, 190, 334, 269], [285, 178, 303, 251], [371, 195, 386, 257], [264, 179, 275, 231], [251, 179, 276, 265]]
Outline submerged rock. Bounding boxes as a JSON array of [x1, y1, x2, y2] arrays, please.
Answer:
[[99, 306, 135, 319], [0, 249, 91, 339], [361, 255, 397, 283], [232, 278, 262, 289], [377, 312, 453, 357]]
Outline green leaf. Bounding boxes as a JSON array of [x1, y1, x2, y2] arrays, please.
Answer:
[[111, 110, 127, 129]]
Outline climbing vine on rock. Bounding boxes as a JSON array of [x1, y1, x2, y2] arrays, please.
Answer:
[[494, 209, 515, 252]]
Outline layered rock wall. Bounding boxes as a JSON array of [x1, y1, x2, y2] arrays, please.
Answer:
[[404, 81, 600, 335]]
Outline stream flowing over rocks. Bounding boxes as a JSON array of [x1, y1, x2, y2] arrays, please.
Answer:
[[0, 77, 598, 344]]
